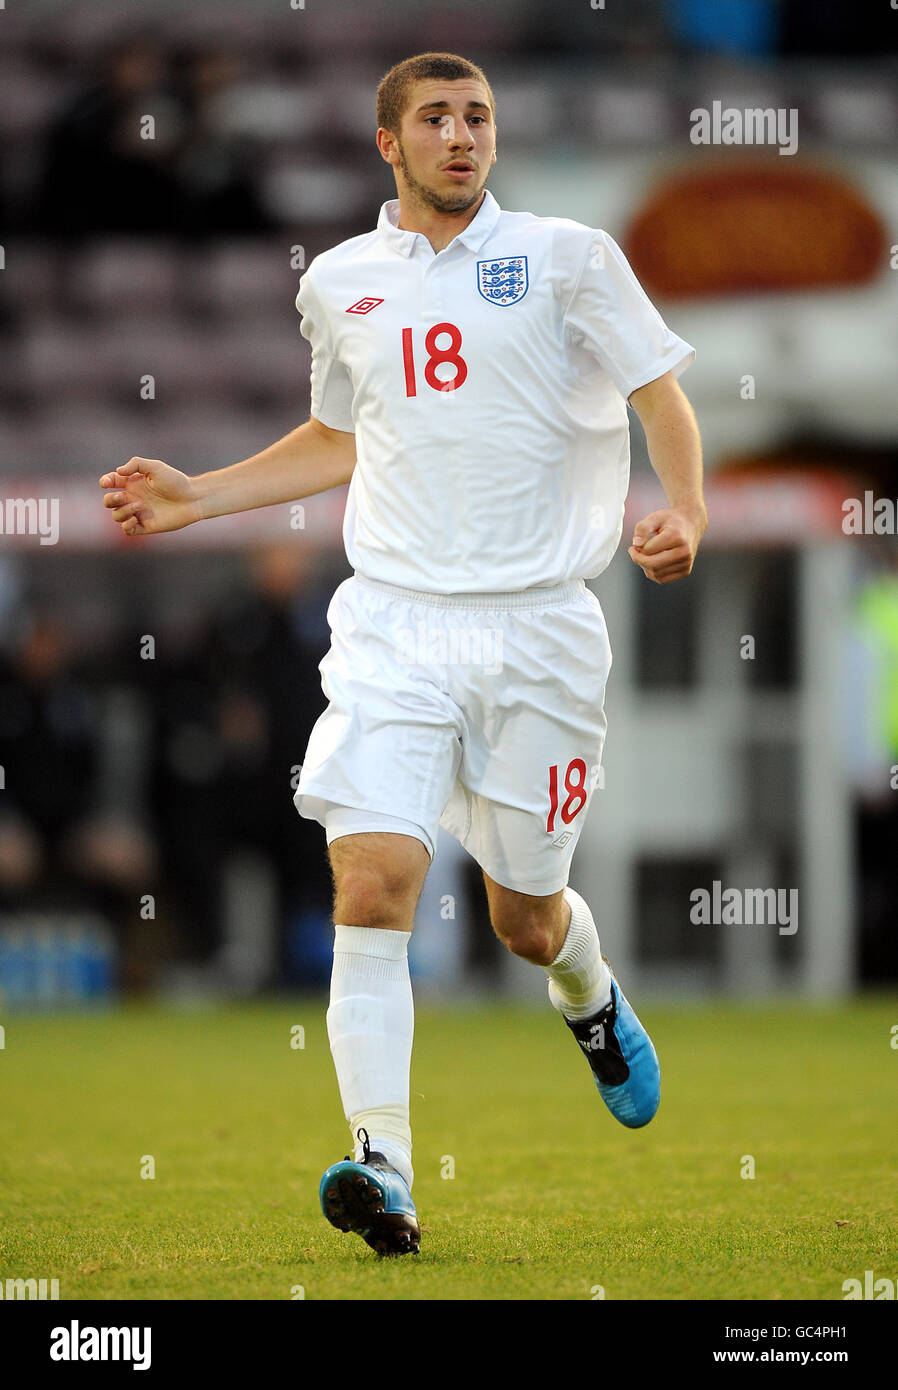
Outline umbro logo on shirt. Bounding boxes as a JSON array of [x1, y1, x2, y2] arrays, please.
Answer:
[[346, 297, 384, 315]]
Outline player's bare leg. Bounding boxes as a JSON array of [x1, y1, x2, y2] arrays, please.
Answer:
[[483, 878, 574, 966], [319, 831, 428, 1254], [484, 873, 661, 1128], [329, 831, 428, 930]]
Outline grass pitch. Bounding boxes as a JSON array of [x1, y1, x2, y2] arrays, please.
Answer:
[[1, 997, 896, 1300]]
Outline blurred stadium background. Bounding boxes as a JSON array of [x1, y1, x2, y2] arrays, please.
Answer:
[[1, 0, 897, 1014]]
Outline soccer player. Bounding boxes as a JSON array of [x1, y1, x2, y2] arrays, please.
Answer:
[[100, 52, 707, 1257]]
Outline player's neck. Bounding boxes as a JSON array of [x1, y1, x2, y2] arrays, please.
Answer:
[[394, 189, 485, 254]]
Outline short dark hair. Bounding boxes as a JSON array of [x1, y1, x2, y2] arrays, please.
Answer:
[[376, 52, 495, 136]]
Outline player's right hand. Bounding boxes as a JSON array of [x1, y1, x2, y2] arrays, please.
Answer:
[[99, 457, 202, 537]]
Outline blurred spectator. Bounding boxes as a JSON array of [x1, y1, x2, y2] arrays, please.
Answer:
[[0, 612, 103, 880], [0, 610, 159, 989], [25, 28, 274, 238], [147, 544, 333, 979], [27, 28, 184, 236], [172, 45, 276, 235]]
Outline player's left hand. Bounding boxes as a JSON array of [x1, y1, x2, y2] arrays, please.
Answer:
[[627, 504, 707, 585]]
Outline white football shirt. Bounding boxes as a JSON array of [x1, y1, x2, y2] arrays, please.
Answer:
[[295, 188, 694, 594]]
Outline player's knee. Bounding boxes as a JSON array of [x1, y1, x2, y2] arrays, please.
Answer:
[[333, 864, 419, 929], [493, 915, 558, 966]]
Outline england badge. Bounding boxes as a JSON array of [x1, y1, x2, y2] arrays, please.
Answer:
[[476, 256, 529, 306]]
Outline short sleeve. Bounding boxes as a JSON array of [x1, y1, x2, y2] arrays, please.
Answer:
[[295, 269, 356, 434], [563, 231, 695, 401]]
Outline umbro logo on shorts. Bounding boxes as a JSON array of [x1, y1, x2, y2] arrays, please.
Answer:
[[346, 297, 384, 314]]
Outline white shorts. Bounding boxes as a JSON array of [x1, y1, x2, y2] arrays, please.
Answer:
[[294, 574, 612, 895]]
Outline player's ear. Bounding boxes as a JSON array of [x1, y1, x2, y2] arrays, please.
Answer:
[[376, 127, 399, 166]]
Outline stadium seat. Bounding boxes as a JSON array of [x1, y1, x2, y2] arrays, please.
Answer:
[[210, 80, 322, 143], [25, 403, 152, 474], [92, 317, 236, 403], [68, 242, 182, 317], [218, 320, 312, 403], [589, 84, 675, 145], [0, 59, 60, 138], [0, 416, 32, 474], [259, 152, 380, 223], [487, 78, 561, 147], [141, 406, 292, 472], [21, 314, 109, 401], [3, 244, 63, 314], [184, 239, 301, 318]]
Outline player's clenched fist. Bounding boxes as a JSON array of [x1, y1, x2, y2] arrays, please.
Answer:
[[627, 505, 708, 585], [99, 457, 202, 537]]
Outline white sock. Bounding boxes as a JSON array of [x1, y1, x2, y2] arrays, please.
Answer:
[[546, 887, 613, 1020], [326, 924, 415, 1190]]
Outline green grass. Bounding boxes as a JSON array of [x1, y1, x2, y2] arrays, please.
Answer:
[[1, 998, 896, 1300]]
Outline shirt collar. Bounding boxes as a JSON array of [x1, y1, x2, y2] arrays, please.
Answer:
[[376, 187, 501, 257]]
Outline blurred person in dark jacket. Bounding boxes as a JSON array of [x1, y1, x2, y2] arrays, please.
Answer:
[[147, 544, 335, 979], [171, 44, 276, 235], [27, 28, 183, 236], [0, 610, 158, 988]]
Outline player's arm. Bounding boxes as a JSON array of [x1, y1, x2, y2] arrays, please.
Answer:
[[99, 416, 356, 537], [626, 371, 707, 585]]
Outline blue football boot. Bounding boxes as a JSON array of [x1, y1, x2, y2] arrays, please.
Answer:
[[559, 970, 660, 1128], [319, 1129, 420, 1256]]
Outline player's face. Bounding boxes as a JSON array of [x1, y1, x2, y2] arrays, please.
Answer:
[[388, 79, 496, 214]]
